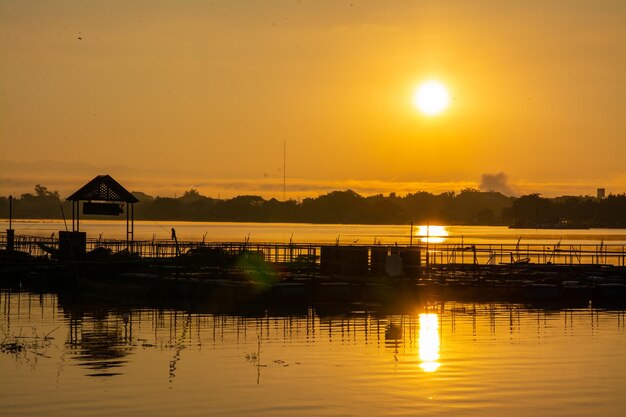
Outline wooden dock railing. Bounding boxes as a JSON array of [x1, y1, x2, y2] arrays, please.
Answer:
[[2, 232, 626, 268]]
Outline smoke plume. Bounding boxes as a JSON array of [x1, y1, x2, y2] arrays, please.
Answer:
[[479, 172, 516, 196]]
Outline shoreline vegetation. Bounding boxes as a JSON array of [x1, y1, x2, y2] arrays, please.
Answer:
[[2, 185, 626, 228]]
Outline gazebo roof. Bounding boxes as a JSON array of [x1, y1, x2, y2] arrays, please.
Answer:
[[67, 175, 139, 203]]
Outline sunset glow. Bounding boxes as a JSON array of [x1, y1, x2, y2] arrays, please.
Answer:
[[417, 225, 449, 244], [1, 1, 625, 199], [413, 80, 450, 116], [2, 3, 626, 416], [419, 313, 441, 372]]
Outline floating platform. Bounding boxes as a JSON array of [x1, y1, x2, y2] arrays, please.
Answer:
[[2, 232, 626, 305]]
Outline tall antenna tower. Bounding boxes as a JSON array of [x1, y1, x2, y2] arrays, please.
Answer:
[[283, 140, 286, 201]]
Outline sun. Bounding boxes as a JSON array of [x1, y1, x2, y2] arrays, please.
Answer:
[[413, 80, 450, 116]]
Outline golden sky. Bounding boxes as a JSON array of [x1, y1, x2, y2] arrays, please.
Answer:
[[1, 1, 625, 198]]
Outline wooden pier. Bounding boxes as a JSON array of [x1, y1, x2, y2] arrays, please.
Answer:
[[3, 231, 626, 307], [2, 231, 626, 272]]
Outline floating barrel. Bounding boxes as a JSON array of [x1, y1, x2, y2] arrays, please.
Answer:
[[320, 246, 368, 276], [339, 246, 368, 276], [399, 248, 421, 276], [370, 246, 388, 275], [385, 254, 403, 277], [320, 246, 340, 275]]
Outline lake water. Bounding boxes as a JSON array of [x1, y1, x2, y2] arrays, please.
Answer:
[[5, 219, 626, 245], [1, 288, 625, 417], [2, 221, 626, 416]]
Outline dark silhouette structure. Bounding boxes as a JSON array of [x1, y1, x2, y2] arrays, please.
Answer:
[[67, 175, 139, 251], [3, 185, 626, 228]]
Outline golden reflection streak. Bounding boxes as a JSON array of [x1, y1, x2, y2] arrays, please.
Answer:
[[418, 313, 441, 372], [416, 225, 448, 244]]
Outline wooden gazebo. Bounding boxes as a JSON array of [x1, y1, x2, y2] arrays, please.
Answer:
[[67, 175, 139, 248]]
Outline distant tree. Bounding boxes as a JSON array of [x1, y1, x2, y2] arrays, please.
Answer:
[[10, 185, 62, 218], [476, 208, 495, 224], [180, 189, 202, 202], [2, 185, 624, 226], [212, 195, 265, 221], [597, 194, 626, 227], [34, 184, 60, 199], [509, 194, 558, 226]]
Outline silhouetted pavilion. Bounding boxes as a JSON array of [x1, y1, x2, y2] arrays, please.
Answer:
[[67, 175, 139, 248]]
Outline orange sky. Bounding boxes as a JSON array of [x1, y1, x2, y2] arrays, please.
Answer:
[[1, 1, 625, 199]]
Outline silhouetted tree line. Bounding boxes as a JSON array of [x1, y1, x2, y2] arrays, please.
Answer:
[[2, 186, 626, 227]]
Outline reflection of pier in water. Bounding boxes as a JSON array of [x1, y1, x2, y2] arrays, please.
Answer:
[[2, 290, 625, 378], [65, 309, 134, 377]]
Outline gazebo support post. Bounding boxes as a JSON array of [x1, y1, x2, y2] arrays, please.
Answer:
[[126, 202, 130, 251], [131, 203, 134, 252]]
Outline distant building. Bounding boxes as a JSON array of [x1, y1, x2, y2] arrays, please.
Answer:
[[597, 188, 606, 199]]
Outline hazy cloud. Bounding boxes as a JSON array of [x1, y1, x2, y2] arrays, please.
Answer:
[[2, 159, 620, 199], [479, 172, 516, 196]]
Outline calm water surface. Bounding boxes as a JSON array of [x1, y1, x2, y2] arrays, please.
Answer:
[[5, 219, 626, 245], [1, 289, 625, 417]]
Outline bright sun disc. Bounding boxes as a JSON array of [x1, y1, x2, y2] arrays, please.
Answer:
[[414, 80, 450, 116]]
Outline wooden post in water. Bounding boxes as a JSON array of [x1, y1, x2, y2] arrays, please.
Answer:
[[6, 195, 14, 252], [426, 221, 429, 267], [8, 195, 12, 230]]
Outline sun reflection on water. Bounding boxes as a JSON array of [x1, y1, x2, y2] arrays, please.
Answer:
[[416, 225, 448, 243], [418, 313, 440, 372]]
